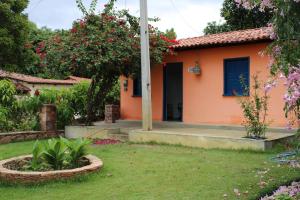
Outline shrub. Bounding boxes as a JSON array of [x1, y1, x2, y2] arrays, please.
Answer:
[[22, 87, 76, 129], [26, 140, 45, 171], [0, 79, 39, 132], [25, 137, 91, 171], [70, 81, 90, 120], [43, 138, 69, 170], [62, 137, 91, 168], [238, 74, 269, 139], [0, 79, 16, 107]]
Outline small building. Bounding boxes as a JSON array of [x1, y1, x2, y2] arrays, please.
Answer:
[[120, 27, 288, 127], [0, 70, 90, 96]]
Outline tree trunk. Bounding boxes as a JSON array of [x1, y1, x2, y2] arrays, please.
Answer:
[[85, 74, 117, 125]]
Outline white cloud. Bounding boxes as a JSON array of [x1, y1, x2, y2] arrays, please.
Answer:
[[26, 0, 224, 39]]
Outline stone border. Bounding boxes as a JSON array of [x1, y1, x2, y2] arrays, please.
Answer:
[[0, 155, 103, 184], [0, 131, 64, 144]]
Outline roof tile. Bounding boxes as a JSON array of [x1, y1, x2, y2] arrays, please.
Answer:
[[174, 27, 272, 49], [0, 70, 90, 85]]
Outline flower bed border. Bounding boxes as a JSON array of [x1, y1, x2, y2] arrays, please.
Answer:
[[0, 154, 103, 184]]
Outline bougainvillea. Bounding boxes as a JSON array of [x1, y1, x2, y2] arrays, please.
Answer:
[[36, 0, 178, 123], [235, 0, 300, 131]]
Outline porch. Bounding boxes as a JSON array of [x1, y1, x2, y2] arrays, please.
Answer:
[[66, 120, 296, 151]]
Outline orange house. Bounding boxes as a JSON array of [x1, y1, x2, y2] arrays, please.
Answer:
[[120, 27, 288, 127]]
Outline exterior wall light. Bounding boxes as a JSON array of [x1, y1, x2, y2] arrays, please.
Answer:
[[123, 79, 128, 91], [188, 61, 201, 75]]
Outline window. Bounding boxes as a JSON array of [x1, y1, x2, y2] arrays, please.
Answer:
[[133, 74, 142, 97], [224, 57, 249, 96]]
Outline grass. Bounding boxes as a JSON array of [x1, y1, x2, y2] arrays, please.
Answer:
[[0, 141, 299, 200]]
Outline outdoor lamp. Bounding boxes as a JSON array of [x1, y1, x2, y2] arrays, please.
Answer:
[[188, 61, 201, 75], [123, 79, 128, 91]]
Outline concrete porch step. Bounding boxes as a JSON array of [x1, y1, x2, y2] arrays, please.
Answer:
[[129, 129, 295, 151]]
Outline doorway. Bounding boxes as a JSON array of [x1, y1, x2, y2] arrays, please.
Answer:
[[163, 63, 183, 121]]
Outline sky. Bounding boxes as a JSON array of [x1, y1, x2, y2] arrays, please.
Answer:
[[25, 0, 224, 39]]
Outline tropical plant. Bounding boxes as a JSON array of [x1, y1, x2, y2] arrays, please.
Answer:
[[25, 140, 44, 171], [43, 138, 68, 170], [24, 137, 91, 171], [238, 74, 269, 139], [62, 137, 91, 168]]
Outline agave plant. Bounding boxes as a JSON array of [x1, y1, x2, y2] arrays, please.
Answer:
[[62, 137, 91, 168], [42, 138, 68, 170]]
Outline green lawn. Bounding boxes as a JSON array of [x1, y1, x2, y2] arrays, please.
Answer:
[[0, 141, 299, 200]]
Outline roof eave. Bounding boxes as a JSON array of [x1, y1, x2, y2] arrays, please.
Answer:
[[174, 39, 272, 51]]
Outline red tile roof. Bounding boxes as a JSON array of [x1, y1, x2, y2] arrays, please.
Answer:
[[174, 27, 272, 49], [0, 70, 90, 85], [67, 76, 91, 82]]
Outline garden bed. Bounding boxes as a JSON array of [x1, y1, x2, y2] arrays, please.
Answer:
[[0, 154, 102, 184]]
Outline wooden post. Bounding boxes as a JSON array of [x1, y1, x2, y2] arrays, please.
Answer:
[[140, 0, 152, 131]]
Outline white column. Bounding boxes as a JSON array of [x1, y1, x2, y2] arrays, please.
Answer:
[[140, 0, 152, 131]]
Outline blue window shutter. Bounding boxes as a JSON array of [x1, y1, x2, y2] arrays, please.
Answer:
[[224, 58, 249, 96]]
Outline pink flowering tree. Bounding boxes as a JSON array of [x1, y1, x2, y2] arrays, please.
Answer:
[[236, 0, 300, 132]]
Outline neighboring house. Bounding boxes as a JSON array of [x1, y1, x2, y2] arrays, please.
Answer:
[[120, 27, 288, 127], [0, 70, 90, 96]]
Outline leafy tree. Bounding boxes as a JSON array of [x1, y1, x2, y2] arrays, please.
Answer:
[[203, 21, 231, 35], [0, 0, 36, 71], [165, 28, 177, 40], [35, 0, 177, 124], [204, 0, 273, 35]]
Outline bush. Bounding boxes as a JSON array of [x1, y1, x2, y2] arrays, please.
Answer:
[[0, 79, 16, 107], [26, 137, 91, 171], [238, 74, 269, 139], [71, 81, 90, 120], [0, 79, 38, 132], [0, 79, 119, 132]]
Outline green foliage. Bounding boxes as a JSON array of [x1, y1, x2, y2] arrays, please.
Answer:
[[23, 87, 75, 129], [165, 28, 177, 40], [25, 137, 91, 171], [26, 140, 44, 171], [0, 0, 37, 71], [203, 0, 273, 35], [238, 74, 269, 139], [30, 0, 176, 123], [71, 81, 90, 119], [0, 79, 16, 107], [275, 194, 293, 200], [62, 137, 91, 168], [105, 80, 120, 106], [1, 141, 300, 199], [43, 138, 68, 170], [76, 0, 98, 15], [0, 106, 13, 131], [0, 79, 38, 132], [203, 21, 231, 35]]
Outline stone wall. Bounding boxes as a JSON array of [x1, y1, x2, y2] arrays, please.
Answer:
[[0, 131, 64, 145]]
